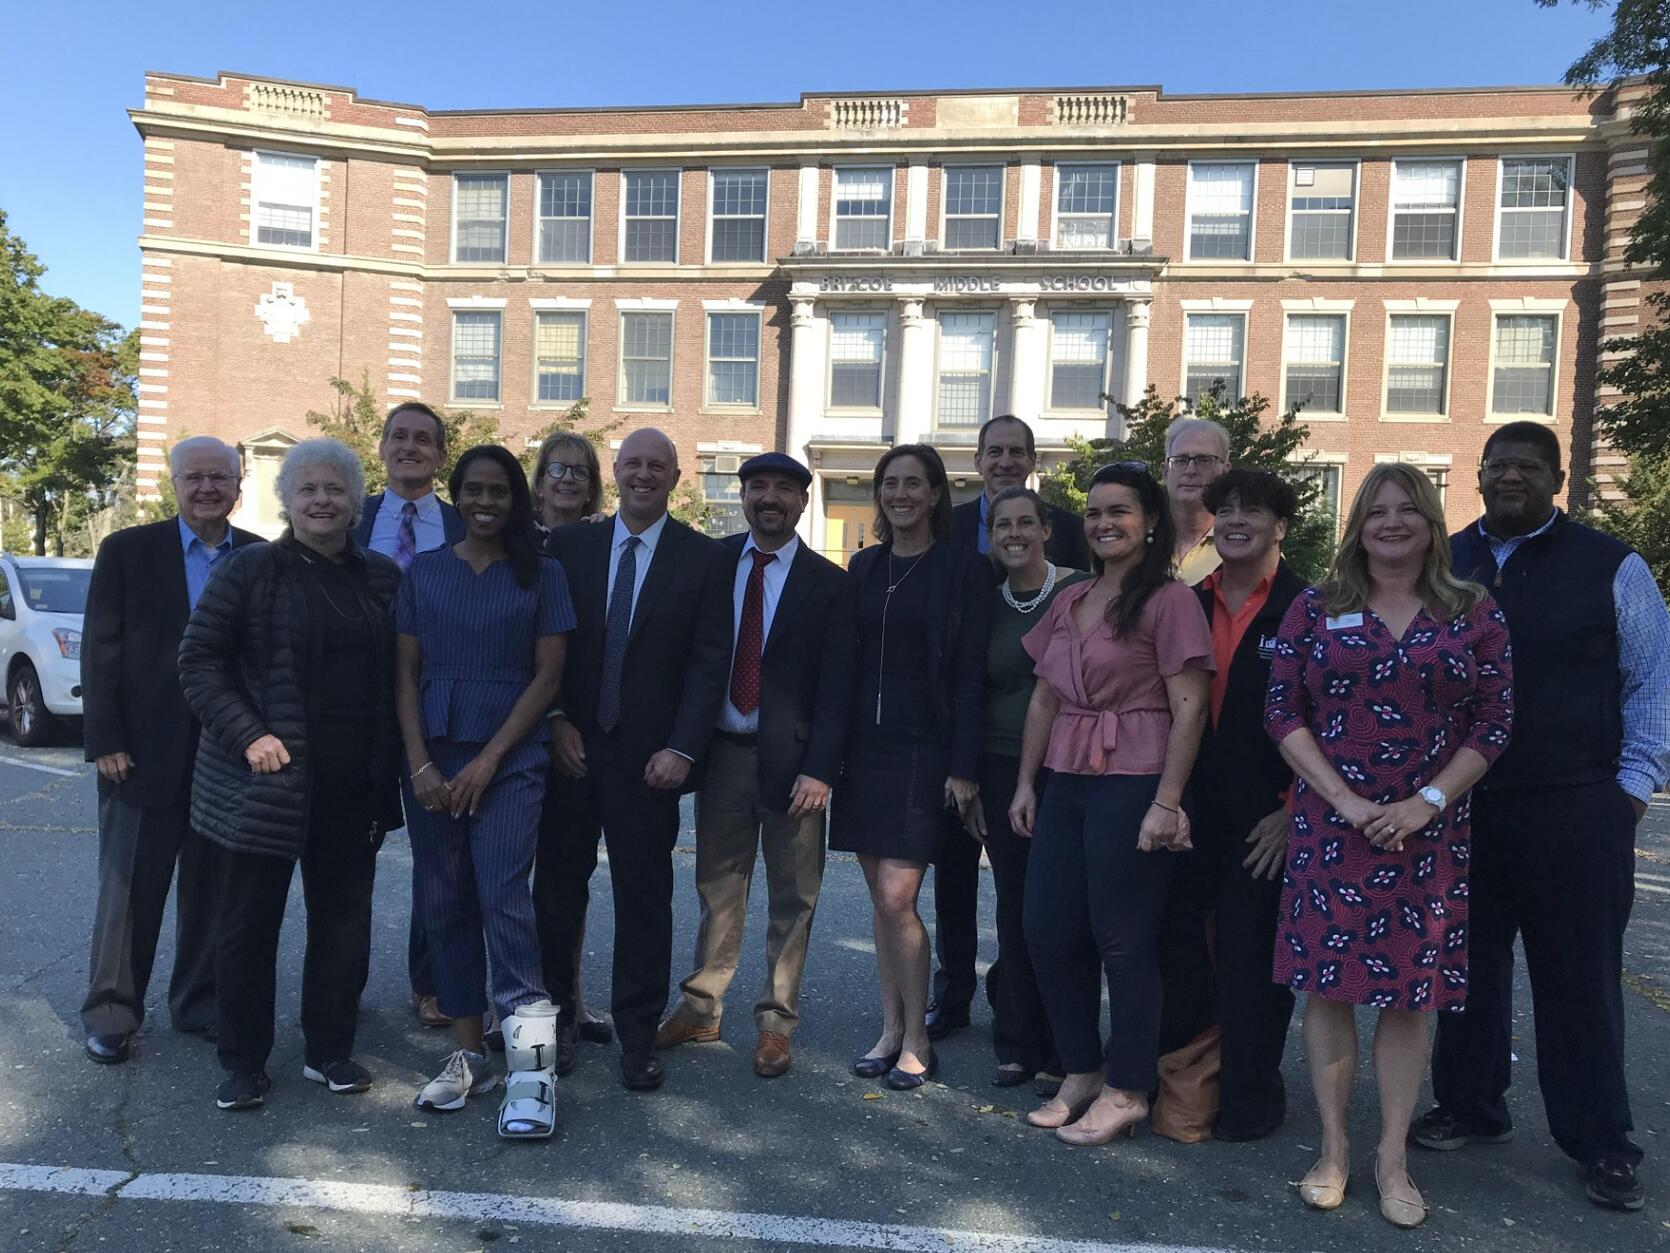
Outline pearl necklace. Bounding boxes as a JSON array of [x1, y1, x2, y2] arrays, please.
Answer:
[[1002, 563, 1058, 614]]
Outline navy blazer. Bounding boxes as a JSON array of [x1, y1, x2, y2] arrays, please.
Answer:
[[952, 495, 1092, 577], [350, 492, 466, 552]]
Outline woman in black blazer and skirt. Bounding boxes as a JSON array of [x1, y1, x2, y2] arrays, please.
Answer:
[[831, 444, 992, 1089]]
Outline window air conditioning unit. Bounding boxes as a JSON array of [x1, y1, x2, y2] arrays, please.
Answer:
[[812, 241, 829, 255], [713, 454, 742, 474], [899, 240, 925, 257], [1013, 239, 1040, 255], [792, 240, 818, 256]]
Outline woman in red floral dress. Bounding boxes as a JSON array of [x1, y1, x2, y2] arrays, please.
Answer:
[[1264, 463, 1513, 1229]]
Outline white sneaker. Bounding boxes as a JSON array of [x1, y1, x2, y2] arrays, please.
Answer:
[[415, 1049, 498, 1112]]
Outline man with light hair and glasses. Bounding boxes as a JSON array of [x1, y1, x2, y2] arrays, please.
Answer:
[[1162, 417, 1231, 585], [1415, 421, 1670, 1213]]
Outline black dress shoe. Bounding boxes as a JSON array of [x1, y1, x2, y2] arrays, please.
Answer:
[[887, 1049, 938, 1090], [852, 1049, 902, 1079], [555, 1020, 578, 1077], [85, 1034, 130, 1065], [620, 1049, 665, 1091], [924, 1001, 970, 1042], [1585, 1157, 1646, 1211], [176, 1021, 218, 1043]]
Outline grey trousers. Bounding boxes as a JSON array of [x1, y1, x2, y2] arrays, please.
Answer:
[[80, 791, 220, 1036], [676, 738, 826, 1036]]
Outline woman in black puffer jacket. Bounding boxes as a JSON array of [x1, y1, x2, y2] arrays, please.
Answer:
[[178, 437, 402, 1113]]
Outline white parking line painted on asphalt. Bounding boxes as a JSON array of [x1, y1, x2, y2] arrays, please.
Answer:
[[0, 754, 81, 777], [0, 1161, 1242, 1253]]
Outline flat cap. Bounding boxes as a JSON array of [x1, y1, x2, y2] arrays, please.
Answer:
[[738, 451, 812, 488]]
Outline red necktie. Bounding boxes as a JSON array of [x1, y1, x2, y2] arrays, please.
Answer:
[[729, 549, 776, 716]]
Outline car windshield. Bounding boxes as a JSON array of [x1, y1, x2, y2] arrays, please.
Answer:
[[16, 567, 92, 614]]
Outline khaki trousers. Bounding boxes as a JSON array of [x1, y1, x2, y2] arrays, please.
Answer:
[[677, 737, 826, 1035]]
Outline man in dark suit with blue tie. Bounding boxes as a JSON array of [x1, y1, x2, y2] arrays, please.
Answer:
[[654, 453, 855, 1078], [350, 401, 465, 1031], [541, 428, 733, 1091]]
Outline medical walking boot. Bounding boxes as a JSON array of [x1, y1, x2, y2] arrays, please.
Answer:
[[499, 1000, 559, 1139]]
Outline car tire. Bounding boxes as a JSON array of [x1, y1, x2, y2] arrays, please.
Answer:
[[8, 662, 58, 748]]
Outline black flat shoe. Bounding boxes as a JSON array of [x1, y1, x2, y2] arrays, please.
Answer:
[[887, 1049, 938, 1090], [852, 1049, 902, 1079], [620, 1049, 665, 1091], [991, 1066, 1030, 1088], [1033, 1072, 1064, 1099], [85, 1033, 130, 1065], [924, 1001, 970, 1042], [578, 1015, 613, 1045], [1585, 1157, 1646, 1211]]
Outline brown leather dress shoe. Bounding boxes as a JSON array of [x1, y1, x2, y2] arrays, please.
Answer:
[[654, 1015, 719, 1049], [412, 993, 452, 1029], [754, 1031, 791, 1078]]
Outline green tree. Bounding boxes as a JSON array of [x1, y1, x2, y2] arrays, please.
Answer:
[[304, 371, 499, 495], [1039, 383, 1338, 581], [1589, 451, 1670, 585]]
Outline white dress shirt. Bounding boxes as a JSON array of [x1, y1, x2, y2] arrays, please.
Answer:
[[718, 534, 799, 733], [368, 489, 447, 558], [606, 511, 670, 632]]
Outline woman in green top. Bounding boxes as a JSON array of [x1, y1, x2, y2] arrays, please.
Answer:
[[965, 487, 1089, 1092]]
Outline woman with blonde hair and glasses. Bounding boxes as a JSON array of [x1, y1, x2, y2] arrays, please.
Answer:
[[1264, 462, 1513, 1228], [531, 431, 604, 531]]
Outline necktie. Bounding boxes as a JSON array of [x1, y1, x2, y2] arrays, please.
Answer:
[[394, 500, 418, 571], [597, 536, 640, 733], [729, 549, 776, 717]]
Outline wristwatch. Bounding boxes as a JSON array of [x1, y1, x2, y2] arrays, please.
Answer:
[[1418, 785, 1448, 814]]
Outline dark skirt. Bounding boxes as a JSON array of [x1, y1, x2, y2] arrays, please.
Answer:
[[829, 733, 950, 862]]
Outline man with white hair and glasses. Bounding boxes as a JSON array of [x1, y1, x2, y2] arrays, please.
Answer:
[[1162, 417, 1232, 586]]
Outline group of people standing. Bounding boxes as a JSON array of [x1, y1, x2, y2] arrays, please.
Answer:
[[74, 398, 1666, 1222]]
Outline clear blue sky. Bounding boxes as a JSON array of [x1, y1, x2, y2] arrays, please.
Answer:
[[0, 0, 1611, 331]]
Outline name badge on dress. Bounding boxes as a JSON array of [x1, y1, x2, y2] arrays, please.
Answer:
[[1325, 612, 1365, 631], [1257, 633, 1278, 659]]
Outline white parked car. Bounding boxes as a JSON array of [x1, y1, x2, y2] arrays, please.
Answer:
[[0, 554, 93, 747]]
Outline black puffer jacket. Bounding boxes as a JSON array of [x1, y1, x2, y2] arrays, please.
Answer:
[[178, 533, 403, 860]]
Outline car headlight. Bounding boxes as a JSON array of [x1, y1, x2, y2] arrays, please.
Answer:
[[52, 628, 81, 659]]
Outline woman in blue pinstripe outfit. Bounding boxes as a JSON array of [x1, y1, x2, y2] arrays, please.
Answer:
[[394, 445, 575, 1132]]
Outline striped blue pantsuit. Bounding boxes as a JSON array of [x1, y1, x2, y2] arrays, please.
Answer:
[[407, 739, 549, 1024]]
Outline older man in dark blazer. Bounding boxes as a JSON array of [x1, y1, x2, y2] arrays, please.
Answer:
[[79, 436, 262, 1064], [654, 453, 855, 1078], [540, 428, 733, 1091]]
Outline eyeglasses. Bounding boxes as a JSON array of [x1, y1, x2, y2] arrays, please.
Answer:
[[543, 463, 592, 482], [1096, 460, 1150, 475], [1165, 454, 1224, 471], [1480, 457, 1552, 478], [175, 472, 237, 488]]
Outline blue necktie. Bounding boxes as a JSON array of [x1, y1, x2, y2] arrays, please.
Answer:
[[597, 536, 640, 733]]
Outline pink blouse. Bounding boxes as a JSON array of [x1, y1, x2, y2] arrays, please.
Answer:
[[1022, 579, 1214, 776]]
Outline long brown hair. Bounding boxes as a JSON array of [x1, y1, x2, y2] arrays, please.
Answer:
[[1322, 462, 1484, 619], [872, 444, 955, 545], [531, 431, 603, 521]]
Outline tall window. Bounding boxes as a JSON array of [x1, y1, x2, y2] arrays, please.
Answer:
[[1188, 163, 1255, 260], [453, 174, 508, 263], [252, 152, 316, 249], [698, 455, 746, 537], [1288, 162, 1355, 260], [1498, 157, 1572, 260], [451, 311, 501, 402], [833, 168, 891, 251], [1049, 311, 1111, 409], [707, 312, 760, 406], [1184, 313, 1245, 403], [936, 313, 995, 426], [830, 312, 885, 408], [1056, 164, 1118, 250], [710, 169, 768, 263], [1492, 315, 1557, 415], [1390, 160, 1461, 260], [1284, 314, 1346, 415], [944, 167, 1003, 250], [620, 311, 673, 405], [534, 312, 585, 403], [623, 170, 680, 263], [1293, 462, 1342, 532], [537, 172, 592, 264], [1385, 315, 1451, 414]]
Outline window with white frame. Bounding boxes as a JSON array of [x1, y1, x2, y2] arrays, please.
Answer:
[[833, 168, 891, 251], [1288, 162, 1355, 260], [452, 311, 501, 402], [707, 312, 760, 406], [1498, 157, 1571, 260], [1390, 160, 1461, 260], [1183, 313, 1245, 403], [1284, 314, 1346, 415], [1492, 314, 1557, 415], [710, 169, 768, 263], [1049, 311, 1111, 409], [534, 311, 585, 404], [1188, 163, 1255, 260], [620, 311, 673, 405], [1385, 314, 1451, 414], [1292, 461, 1342, 530], [537, 172, 592, 264], [829, 311, 886, 409], [1056, 164, 1118, 250], [936, 312, 995, 426], [698, 455, 746, 537], [253, 152, 317, 248], [944, 167, 1003, 250], [623, 171, 680, 263], [453, 173, 509, 263]]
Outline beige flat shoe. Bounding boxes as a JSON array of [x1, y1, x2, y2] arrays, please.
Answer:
[[1294, 1157, 1349, 1211], [1375, 1156, 1429, 1229]]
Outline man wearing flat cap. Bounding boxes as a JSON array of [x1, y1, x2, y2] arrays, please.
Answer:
[[655, 452, 856, 1077]]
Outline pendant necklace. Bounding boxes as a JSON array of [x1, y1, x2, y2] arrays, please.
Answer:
[[875, 546, 926, 724], [1002, 563, 1058, 614]]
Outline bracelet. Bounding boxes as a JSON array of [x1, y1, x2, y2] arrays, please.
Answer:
[[411, 762, 435, 781], [1149, 801, 1178, 813]]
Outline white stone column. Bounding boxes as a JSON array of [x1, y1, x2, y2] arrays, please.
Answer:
[[1007, 298, 1046, 421], [786, 296, 824, 462], [795, 163, 820, 252], [895, 297, 933, 444], [1116, 298, 1152, 437]]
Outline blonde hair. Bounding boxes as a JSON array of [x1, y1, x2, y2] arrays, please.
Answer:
[[1322, 462, 1484, 620]]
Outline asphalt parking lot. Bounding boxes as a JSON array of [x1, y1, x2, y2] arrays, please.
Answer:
[[1, 728, 1667, 1253]]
